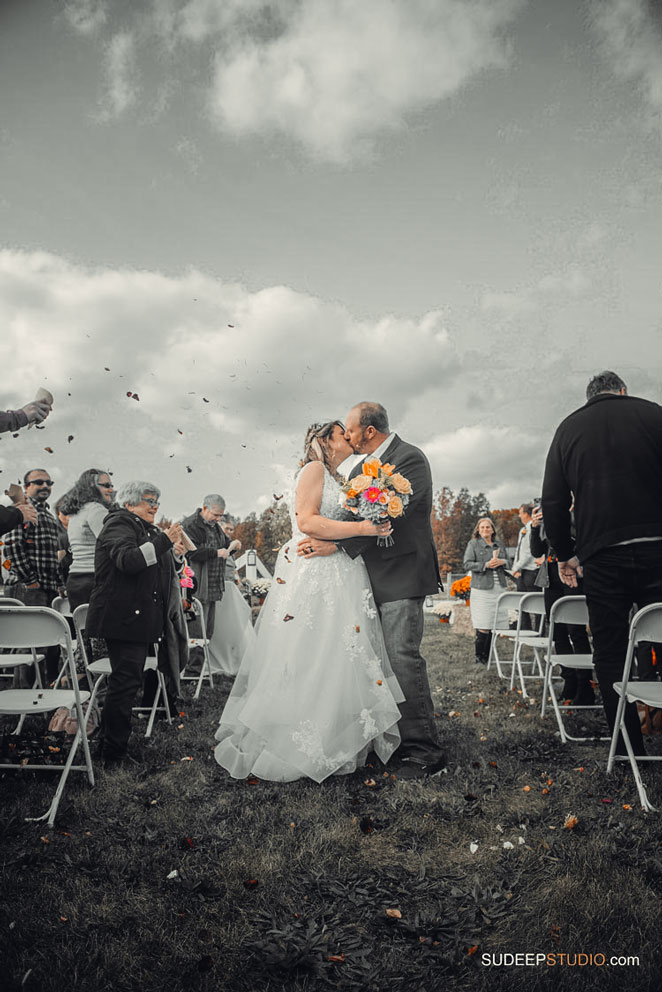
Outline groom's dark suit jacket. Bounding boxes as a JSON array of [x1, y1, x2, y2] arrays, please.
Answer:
[[339, 434, 442, 604]]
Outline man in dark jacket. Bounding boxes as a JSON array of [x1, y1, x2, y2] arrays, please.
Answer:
[[180, 495, 230, 669], [542, 371, 662, 755], [297, 402, 445, 777], [86, 481, 186, 765]]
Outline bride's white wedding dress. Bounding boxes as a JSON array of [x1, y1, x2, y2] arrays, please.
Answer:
[[213, 466, 404, 782]]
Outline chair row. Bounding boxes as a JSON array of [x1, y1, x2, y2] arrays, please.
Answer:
[[484, 590, 662, 811], [0, 595, 218, 825]]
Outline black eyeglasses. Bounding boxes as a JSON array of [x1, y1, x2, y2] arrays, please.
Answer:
[[98, 483, 114, 489], [141, 497, 160, 507], [27, 479, 53, 487]]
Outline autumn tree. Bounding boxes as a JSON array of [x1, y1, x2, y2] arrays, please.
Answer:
[[492, 508, 521, 549]]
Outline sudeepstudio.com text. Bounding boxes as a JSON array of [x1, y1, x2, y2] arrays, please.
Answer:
[[482, 953, 639, 968]]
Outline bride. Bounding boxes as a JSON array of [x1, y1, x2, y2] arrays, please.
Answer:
[[213, 420, 404, 782]]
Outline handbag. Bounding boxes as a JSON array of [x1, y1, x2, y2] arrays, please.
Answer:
[[48, 700, 101, 737]]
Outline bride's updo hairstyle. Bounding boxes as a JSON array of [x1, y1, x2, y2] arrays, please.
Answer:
[[301, 420, 345, 481]]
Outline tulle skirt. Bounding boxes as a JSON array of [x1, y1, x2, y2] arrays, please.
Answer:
[[209, 582, 256, 676], [214, 546, 404, 782]]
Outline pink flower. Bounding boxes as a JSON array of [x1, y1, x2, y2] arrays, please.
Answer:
[[363, 487, 383, 503]]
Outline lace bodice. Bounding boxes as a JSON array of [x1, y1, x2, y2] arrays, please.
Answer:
[[290, 465, 345, 538]]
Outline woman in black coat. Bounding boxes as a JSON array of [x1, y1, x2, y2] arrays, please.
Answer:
[[86, 481, 187, 766]]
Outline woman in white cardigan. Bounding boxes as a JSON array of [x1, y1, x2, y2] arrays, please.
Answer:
[[62, 468, 116, 611]]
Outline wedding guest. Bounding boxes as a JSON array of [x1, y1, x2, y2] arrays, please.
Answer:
[[61, 468, 116, 611], [0, 398, 51, 433], [3, 468, 62, 679], [0, 495, 36, 536], [512, 503, 543, 630], [463, 517, 509, 665], [542, 370, 662, 756], [208, 515, 255, 675], [54, 495, 73, 585], [180, 494, 231, 673], [86, 481, 187, 767]]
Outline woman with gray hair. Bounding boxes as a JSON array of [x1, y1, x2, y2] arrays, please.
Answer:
[[86, 482, 187, 766]]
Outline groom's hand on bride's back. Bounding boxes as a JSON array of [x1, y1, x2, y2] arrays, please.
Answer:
[[296, 537, 337, 558]]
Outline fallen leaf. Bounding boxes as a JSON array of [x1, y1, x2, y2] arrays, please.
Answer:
[[202, 397, 209, 403], [467, 945, 479, 957], [469, 842, 479, 853], [67, 435, 74, 443], [186, 466, 193, 473], [44, 447, 53, 454], [522, 785, 531, 792], [273, 493, 283, 501], [364, 778, 376, 787], [601, 798, 613, 804], [355, 625, 360, 632], [385, 908, 402, 919], [246, 777, 259, 785], [243, 878, 259, 888], [283, 614, 294, 622], [327, 954, 345, 963], [376, 679, 383, 686], [180, 756, 193, 762], [564, 814, 578, 830], [276, 577, 286, 584], [623, 804, 632, 811]]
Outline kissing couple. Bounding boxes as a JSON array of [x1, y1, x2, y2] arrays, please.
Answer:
[[214, 401, 446, 782]]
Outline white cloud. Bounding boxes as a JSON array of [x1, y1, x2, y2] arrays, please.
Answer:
[[207, 0, 525, 161], [97, 32, 138, 121], [425, 425, 545, 507], [65, 0, 525, 161], [0, 250, 457, 517], [589, 0, 662, 120]]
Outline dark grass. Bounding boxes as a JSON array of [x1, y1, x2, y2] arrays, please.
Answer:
[[1, 619, 661, 992]]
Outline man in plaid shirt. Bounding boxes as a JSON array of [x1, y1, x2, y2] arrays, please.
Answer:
[[3, 468, 63, 680]]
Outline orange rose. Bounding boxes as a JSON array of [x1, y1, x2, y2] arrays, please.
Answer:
[[378, 493, 388, 504], [381, 462, 395, 476], [346, 489, 358, 499], [362, 458, 381, 478], [351, 475, 371, 492], [391, 473, 412, 495], [387, 495, 404, 517]]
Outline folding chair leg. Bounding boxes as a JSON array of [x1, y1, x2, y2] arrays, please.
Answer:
[[144, 670, 172, 738], [25, 718, 95, 826], [621, 726, 656, 812]]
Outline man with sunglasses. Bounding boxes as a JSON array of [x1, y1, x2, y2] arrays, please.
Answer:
[[3, 469, 63, 679]]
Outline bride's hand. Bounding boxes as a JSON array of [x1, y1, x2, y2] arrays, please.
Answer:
[[362, 519, 393, 537]]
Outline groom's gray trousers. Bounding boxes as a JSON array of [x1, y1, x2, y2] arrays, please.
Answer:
[[377, 597, 440, 764]]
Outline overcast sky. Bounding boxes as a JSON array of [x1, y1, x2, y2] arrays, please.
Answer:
[[1, 0, 661, 520]]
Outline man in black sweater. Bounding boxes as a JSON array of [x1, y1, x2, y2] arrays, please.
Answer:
[[542, 371, 662, 754]]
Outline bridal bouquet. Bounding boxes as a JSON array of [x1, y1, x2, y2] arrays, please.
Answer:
[[340, 457, 412, 547]]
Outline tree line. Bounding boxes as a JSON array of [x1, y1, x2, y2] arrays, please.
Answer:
[[226, 488, 523, 577]]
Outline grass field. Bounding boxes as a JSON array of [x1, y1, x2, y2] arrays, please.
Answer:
[[1, 618, 661, 992]]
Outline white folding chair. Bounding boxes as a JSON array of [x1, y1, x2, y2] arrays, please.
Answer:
[[0, 606, 95, 825], [540, 595, 606, 743], [0, 598, 45, 688], [51, 595, 72, 618], [607, 603, 662, 811], [487, 591, 530, 679], [72, 604, 172, 739], [180, 597, 214, 700], [508, 592, 547, 696]]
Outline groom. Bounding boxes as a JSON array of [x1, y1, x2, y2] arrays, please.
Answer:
[[298, 401, 445, 777]]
